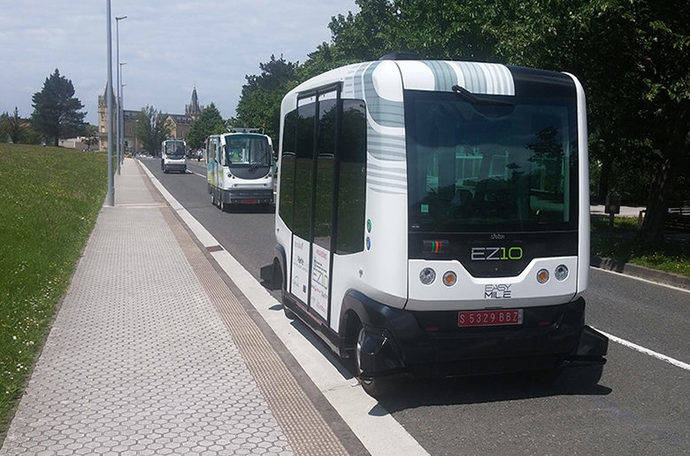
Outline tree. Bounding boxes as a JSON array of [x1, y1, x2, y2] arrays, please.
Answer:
[[135, 106, 170, 156], [82, 124, 99, 151], [30, 69, 87, 146], [0, 107, 23, 143], [186, 103, 226, 149], [233, 0, 689, 244], [233, 55, 299, 145]]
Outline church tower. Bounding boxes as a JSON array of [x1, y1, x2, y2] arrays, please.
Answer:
[[185, 86, 202, 120]]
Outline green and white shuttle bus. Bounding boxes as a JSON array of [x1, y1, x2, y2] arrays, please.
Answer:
[[272, 55, 608, 394], [206, 131, 275, 211]]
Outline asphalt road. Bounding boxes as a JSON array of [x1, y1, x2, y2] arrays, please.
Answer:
[[142, 157, 690, 456]]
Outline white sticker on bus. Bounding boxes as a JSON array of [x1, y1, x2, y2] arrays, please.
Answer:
[[310, 244, 330, 320], [291, 236, 310, 304]]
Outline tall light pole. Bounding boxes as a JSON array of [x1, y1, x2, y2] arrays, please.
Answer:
[[105, 0, 114, 206], [115, 15, 126, 174], [119, 62, 126, 164]]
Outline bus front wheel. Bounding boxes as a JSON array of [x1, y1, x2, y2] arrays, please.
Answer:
[[355, 326, 386, 397]]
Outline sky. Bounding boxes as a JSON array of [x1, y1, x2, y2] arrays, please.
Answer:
[[0, 0, 358, 124]]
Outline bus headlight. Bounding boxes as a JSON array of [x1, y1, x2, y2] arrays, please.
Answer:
[[555, 264, 569, 281], [536, 269, 549, 284], [419, 268, 436, 285]]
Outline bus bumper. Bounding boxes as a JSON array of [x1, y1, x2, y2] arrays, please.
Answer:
[[221, 188, 274, 205], [346, 292, 608, 379], [164, 163, 187, 172]]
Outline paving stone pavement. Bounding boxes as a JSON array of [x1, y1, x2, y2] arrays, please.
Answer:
[[0, 160, 295, 455]]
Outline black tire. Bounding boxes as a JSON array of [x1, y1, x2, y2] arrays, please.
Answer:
[[163, 167, 168, 174], [355, 326, 385, 397], [219, 198, 226, 212]]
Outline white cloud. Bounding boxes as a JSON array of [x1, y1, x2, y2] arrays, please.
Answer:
[[0, 0, 358, 123]]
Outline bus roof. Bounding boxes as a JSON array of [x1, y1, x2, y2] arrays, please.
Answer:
[[281, 59, 575, 116]]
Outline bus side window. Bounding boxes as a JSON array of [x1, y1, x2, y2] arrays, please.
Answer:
[[279, 110, 297, 229], [336, 100, 366, 254], [313, 98, 337, 250], [292, 101, 316, 241]]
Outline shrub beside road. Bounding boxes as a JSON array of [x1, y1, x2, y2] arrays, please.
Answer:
[[0, 144, 106, 432], [591, 215, 690, 277]]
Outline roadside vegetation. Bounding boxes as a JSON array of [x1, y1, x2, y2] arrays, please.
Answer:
[[0, 144, 106, 432], [591, 216, 690, 277], [231, 0, 688, 246]]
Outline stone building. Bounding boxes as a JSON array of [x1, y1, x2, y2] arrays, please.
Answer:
[[98, 87, 202, 152]]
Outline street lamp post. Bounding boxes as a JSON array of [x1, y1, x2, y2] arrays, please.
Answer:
[[115, 15, 126, 174], [105, 0, 114, 206], [119, 62, 126, 164]]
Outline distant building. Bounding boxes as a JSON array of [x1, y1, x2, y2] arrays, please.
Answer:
[[98, 86, 202, 152]]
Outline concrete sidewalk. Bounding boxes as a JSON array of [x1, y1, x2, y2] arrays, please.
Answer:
[[0, 159, 350, 456]]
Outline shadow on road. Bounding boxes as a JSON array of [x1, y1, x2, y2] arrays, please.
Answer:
[[372, 370, 612, 414]]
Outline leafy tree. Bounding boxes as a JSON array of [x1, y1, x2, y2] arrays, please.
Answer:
[[233, 55, 299, 145], [135, 106, 170, 156], [186, 103, 226, 149], [0, 107, 22, 143], [0, 112, 10, 143], [30, 69, 87, 146], [0, 107, 43, 144], [234, 0, 689, 243]]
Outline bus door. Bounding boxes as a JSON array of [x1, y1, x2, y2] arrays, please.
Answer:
[[208, 137, 220, 187], [308, 90, 339, 322], [289, 88, 340, 323]]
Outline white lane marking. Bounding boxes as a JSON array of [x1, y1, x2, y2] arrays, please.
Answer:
[[592, 326, 690, 371], [592, 266, 690, 294], [139, 160, 429, 456], [187, 170, 205, 178]]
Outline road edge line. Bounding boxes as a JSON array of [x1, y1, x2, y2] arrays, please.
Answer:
[[138, 159, 430, 456], [591, 326, 689, 371], [592, 266, 690, 294]]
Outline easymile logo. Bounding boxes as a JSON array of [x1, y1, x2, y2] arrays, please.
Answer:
[[471, 246, 523, 261], [484, 284, 512, 299]]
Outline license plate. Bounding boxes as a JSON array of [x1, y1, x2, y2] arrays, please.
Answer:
[[241, 199, 259, 204], [458, 309, 523, 327]]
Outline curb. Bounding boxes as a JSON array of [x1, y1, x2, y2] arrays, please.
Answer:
[[591, 256, 690, 290]]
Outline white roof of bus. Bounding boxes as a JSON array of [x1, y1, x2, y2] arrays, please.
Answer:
[[281, 60, 516, 115]]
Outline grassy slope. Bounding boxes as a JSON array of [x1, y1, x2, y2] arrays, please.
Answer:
[[591, 215, 690, 277], [0, 144, 106, 433]]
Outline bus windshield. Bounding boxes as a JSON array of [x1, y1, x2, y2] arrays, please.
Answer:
[[164, 141, 185, 158], [405, 89, 578, 233], [224, 134, 271, 166]]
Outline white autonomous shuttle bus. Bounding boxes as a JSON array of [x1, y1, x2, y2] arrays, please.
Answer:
[[206, 130, 275, 210], [161, 139, 187, 173], [273, 55, 608, 393]]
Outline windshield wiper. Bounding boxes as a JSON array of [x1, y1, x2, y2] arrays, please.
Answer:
[[451, 85, 514, 107]]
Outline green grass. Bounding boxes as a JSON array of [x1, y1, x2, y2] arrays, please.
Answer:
[[591, 215, 690, 277], [0, 144, 106, 433]]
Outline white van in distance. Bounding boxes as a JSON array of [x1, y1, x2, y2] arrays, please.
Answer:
[[206, 130, 275, 211], [272, 55, 608, 394], [161, 139, 187, 174]]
